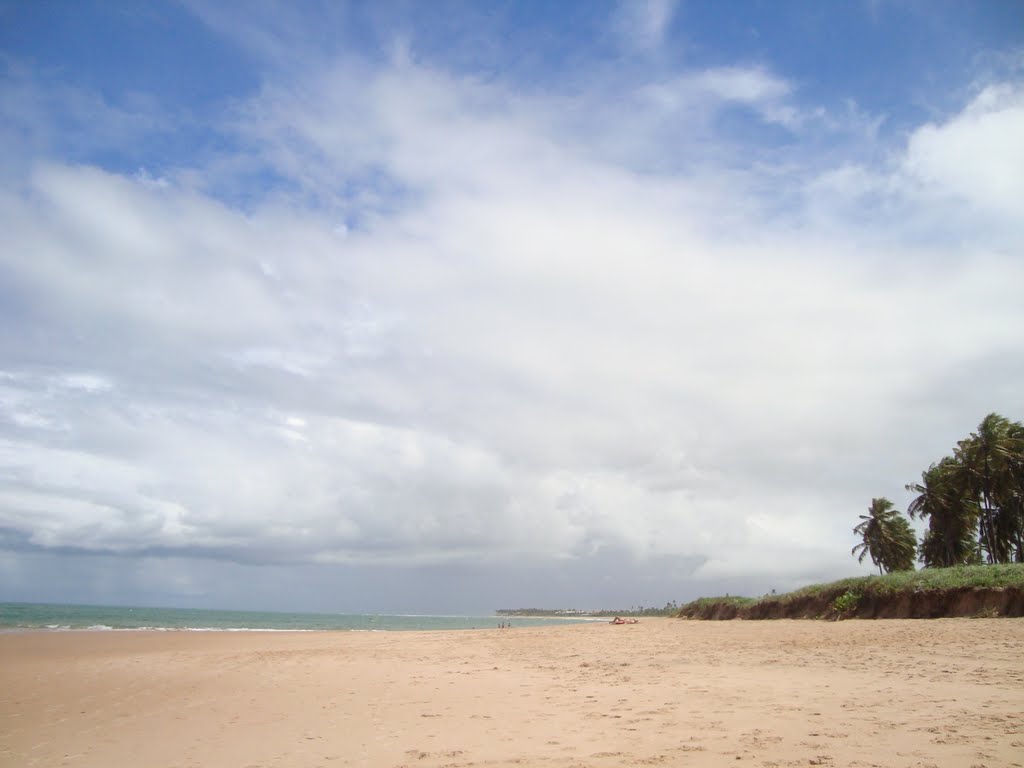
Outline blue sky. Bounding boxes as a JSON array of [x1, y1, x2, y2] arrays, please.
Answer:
[[1, 1, 1022, 613], [5, 1, 1021, 183]]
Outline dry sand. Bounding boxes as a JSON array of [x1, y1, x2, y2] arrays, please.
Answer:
[[2, 618, 1022, 768]]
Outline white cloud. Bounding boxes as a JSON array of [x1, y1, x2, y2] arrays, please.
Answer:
[[639, 65, 796, 126], [803, 79, 1024, 248], [904, 83, 1024, 218], [688, 66, 792, 104], [2, 43, 1023, 605]]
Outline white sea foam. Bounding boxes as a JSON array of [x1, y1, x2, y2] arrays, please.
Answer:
[[184, 627, 319, 632]]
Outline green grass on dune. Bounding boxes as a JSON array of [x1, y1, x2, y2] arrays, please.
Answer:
[[678, 563, 1024, 619], [773, 562, 1024, 602], [682, 595, 758, 609]]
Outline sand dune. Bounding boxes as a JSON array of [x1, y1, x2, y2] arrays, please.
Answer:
[[2, 618, 1022, 767]]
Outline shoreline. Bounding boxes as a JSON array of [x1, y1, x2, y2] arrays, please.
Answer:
[[3, 619, 1022, 767], [0, 602, 597, 633]]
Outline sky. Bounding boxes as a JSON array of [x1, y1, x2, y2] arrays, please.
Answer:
[[1, 1, 1022, 615]]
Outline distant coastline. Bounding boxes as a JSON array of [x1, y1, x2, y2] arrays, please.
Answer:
[[496, 603, 679, 618]]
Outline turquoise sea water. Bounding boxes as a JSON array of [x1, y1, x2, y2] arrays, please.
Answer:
[[0, 602, 590, 632]]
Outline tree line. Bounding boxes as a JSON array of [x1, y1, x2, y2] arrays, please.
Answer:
[[853, 413, 1024, 574]]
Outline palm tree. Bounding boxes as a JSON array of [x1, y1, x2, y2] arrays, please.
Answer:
[[906, 457, 980, 567], [954, 413, 1024, 563], [1002, 420, 1024, 561], [852, 497, 917, 574]]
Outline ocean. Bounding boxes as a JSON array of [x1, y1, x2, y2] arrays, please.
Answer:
[[0, 602, 590, 632]]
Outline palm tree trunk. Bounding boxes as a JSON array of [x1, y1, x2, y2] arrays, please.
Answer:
[[981, 491, 1000, 563]]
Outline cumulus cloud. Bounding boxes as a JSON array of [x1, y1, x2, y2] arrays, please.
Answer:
[[904, 83, 1024, 219], [804, 79, 1024, 250], [1, 12, 1023, 608]]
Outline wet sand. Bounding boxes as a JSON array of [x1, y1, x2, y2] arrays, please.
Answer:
[[1, 618, 1022, 767]]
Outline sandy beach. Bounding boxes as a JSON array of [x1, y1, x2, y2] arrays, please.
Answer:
[[2, 618, 1022, 768]]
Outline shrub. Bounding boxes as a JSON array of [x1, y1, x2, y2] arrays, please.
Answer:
[[831, 589, 861, 619]]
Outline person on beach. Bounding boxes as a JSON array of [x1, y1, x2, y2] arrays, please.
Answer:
[[610, 617, 638, 625]]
